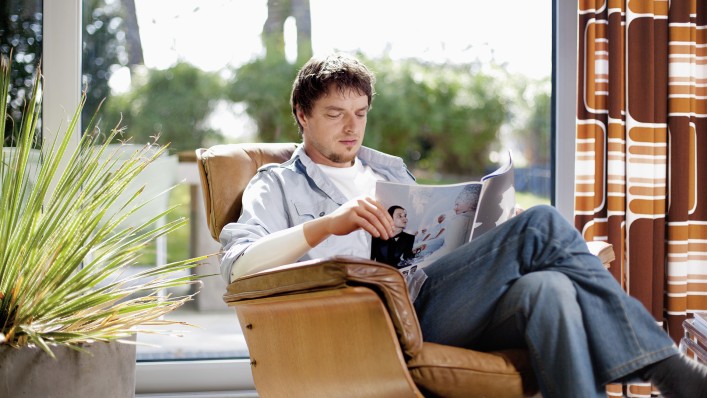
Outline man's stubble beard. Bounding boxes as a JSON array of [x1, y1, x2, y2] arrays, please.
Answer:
[[326, 152, 356, 165], [320, 141, 358, 165]]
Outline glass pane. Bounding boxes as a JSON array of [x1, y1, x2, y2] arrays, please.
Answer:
[[82, 0, 552, 362], [1, 0, 43, 146]]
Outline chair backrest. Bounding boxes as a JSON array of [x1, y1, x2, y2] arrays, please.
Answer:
[[196, 143, 297, 241]]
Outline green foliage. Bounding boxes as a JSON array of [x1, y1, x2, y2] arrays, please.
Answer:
[[102, 62, 226, 153], [0, 2, 42, 146], [510, 76, 551, 166], [227, 54, 509, 175], [82, 0, 130, 132], [1, 0, 133, 145], [0, 56, 203, 356], [226, 57, 300, 143], [139, 184, 191, 266], [358, 56, 508, 175], [516, 190, 551, 210]]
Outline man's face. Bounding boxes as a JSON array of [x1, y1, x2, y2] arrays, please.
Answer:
[[296, 85, 369, 167], [454, 197, 473, 214], [392, 208, 408, 229]]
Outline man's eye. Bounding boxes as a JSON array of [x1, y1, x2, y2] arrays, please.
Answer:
[[327, 114, 341, 118]]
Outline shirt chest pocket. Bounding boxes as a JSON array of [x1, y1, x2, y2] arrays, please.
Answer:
[[292, 201, 338, 247], [292, 200, 336, 222]]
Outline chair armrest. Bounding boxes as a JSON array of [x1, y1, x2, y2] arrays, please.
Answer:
[[224, 256, 424, 358]]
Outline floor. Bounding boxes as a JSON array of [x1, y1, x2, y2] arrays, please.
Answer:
[[135, 305, 249, 361], [134, 306, 666, 398]]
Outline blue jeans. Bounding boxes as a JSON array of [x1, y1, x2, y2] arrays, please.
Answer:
[[413, 205, 677, 398]]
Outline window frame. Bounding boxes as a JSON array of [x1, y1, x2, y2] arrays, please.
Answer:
[[43, 0, 577, 393], [42, 0, 81, 196], [553, 0, 578, 220]]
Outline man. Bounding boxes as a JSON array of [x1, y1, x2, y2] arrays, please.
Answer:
[[371, 205, 415, 267], [220, 53, 707, 397]]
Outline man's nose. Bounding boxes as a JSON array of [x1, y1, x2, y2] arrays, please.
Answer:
[[344, 114, 361, 132]]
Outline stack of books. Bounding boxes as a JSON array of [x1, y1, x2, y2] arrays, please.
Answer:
[[681, 312, 707, 364], [694, 312, 707, 335]]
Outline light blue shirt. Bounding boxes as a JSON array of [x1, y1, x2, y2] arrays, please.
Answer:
[[219, 145, 416, 282]]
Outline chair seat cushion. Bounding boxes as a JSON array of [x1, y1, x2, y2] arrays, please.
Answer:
[[407, 342, 538, 398]]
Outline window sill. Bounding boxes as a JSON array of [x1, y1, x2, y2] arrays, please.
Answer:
[[136, 358, 255, 395]]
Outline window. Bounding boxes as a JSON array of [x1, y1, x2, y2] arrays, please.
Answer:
[[1, 0, 43, 145], [42, 0, 576, 394]]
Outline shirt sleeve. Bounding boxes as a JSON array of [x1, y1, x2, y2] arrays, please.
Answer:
[[219, 170, 292, 282], [228, 224, 311, 282]]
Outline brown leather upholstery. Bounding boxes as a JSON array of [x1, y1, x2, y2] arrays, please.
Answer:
[[408, 343, 536, 398], [234, 285, 422, 397], [196, 143, 613, 398], [196, 142, 297, 241], [224, 256, 423, 358], [223, 256, 540, 398]]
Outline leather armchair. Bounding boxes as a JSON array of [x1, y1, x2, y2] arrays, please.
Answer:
[[196, 143, 615, 398]]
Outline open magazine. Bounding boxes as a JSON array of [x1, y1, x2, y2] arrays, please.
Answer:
[[370, 151, 515, 278]]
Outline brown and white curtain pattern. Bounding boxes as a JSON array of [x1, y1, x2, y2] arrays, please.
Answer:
[[575, 0, 706, 396]]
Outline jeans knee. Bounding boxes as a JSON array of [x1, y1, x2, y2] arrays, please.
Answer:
[[521, 205, 580, 242], [524, 204, 562, 223], [516, 271, 577, 307]]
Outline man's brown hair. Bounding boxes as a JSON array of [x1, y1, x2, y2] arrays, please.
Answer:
[[290, 53, 375, 134]]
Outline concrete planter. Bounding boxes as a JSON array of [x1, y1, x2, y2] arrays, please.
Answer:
[[0, 337, 137, 397]]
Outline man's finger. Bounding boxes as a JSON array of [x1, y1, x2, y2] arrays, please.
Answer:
[[356, 207, 391, 239], [364, 197, 394, 234]]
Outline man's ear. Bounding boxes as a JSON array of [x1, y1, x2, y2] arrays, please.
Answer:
[[295, 106, 308, 129]]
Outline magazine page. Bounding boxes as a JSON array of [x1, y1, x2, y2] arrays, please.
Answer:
[[469, 151, 515, 240], [372, 180, 483, 273]]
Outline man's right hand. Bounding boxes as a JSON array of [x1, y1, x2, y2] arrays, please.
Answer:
[[303, 196, 394, 247]]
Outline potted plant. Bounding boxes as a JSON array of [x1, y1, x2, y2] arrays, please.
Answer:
[[0, 54, 204, 396]]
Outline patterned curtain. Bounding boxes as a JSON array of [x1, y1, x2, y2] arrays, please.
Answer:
[[575, 0, 706, 396]]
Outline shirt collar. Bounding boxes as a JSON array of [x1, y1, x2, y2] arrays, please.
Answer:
[[289, 145, 408, 174], [284, 145, 414, 204]]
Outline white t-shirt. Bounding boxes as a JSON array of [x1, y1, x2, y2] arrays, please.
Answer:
[[315, 158, 384, 256], [316, 157, 383, 199]]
